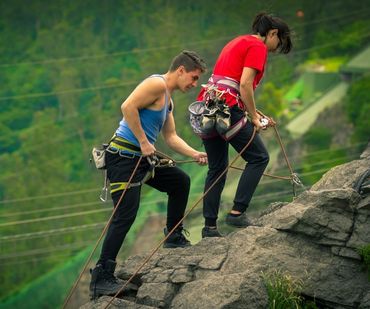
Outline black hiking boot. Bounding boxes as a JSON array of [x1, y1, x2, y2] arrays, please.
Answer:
[[225, 212, 252, 228], [163, 227, 191, 248], [89, 260, 123, 300], [201, 226, 224, 238]]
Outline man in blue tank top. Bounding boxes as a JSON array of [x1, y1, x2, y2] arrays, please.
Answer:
[[90, 50, 207, 299]]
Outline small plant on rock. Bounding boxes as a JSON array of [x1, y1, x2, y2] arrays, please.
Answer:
[[357, 244, 370, 281], [262, 269, 317, 309]]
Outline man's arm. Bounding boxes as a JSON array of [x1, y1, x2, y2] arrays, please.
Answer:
[[161, 112, 207, 165], [121, 78, 165, 156]]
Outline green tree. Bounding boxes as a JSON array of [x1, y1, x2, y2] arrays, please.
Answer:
[[257, 82, 284, 119], [345, 75, 370, 143]]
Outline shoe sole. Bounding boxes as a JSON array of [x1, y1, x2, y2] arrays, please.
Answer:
[[89, 287, 124, 300]]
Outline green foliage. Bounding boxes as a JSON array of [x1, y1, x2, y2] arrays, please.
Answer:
[[0, 247, 92, 309], [357, 244, 370, 281], [258, 82, 284, 119], [344, 75, 370, 143], [262, 270, 318, 309], [308, 20, 370, 59], [303, 126, 332, 149], [300, 127, 349, 185]]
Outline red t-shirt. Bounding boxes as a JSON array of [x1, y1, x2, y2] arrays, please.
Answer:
[[198, 35, 267, 107]]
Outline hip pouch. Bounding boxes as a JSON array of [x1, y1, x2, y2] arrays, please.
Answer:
[[91, 144, 109, 170]]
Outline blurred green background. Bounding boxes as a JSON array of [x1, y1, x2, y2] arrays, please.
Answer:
[[0, 0, 369, 308]]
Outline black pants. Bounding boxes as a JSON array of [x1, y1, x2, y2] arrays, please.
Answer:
[[98, 151, 190, 264], [202, 106, 269, 223]]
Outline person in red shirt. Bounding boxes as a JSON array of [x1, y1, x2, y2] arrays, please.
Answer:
[[198, 12, 292, 238]]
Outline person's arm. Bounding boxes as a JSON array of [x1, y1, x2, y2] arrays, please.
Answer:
[[161, 112, 208, 165], [239, 67, 264, 130], [121, 78, 165, 156], [240, 67, 276, 129]]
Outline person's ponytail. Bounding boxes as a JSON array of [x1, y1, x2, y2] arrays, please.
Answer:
[[252, 12, 272, 36], [251, 12, 293, 54]]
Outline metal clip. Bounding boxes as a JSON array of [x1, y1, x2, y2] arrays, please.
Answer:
[[146, 155, 158, 178], [162, 159, 175, 167], [291, 173, 303, 187], [100, 170, 109, 202], [291, 172, 304, 198]]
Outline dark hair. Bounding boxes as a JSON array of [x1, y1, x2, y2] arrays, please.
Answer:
[[252, 12, 292, 54], [169, 50, 207, 73]]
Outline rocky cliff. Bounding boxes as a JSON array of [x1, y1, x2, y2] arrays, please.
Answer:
[[81, 144, 370, 309]]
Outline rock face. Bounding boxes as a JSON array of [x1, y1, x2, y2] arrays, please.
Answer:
[[81, 145, 370, 309]]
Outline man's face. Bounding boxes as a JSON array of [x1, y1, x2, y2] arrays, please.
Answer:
[[178, 67, 202, 92]]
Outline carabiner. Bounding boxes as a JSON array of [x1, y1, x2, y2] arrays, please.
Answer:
[[99, 170, 109, 202]]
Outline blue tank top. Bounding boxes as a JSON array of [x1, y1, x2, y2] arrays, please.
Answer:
[[115, 75, 172, 147]]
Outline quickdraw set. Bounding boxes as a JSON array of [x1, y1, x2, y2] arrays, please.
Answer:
[[189, 84, 247, 140]]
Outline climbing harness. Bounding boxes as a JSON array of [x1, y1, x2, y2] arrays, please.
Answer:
[[109, 156, 159, 195], [92, 136, 148, 202], [206, 74, 241, 104]]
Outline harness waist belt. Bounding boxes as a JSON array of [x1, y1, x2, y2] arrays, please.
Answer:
[[222, 116, 248, 141], [209, 74, 240, 93], [111, 136, 141, 152]]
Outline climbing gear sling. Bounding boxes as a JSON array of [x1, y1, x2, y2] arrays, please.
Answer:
[[189, 83, 247, 140]]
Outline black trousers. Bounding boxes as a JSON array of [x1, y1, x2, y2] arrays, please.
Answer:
[[202, 106, 269, 223], [98, 151, 190, 264]]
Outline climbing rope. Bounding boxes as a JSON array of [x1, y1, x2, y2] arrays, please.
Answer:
[[272, 126, 303, 196], [229, 165, 291, 180]]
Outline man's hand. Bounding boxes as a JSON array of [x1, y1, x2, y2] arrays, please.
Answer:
[[192, 151, 208, 165], [140, 140, 156, 157]]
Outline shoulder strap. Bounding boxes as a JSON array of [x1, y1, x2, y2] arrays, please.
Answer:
[[149, 74, 173, 112]]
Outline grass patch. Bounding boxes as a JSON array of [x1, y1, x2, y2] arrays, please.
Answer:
[[262, 270, 318, 309], [357, 244, 370, 281]]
